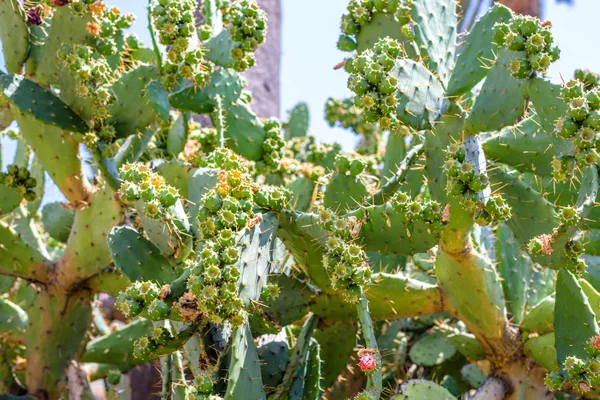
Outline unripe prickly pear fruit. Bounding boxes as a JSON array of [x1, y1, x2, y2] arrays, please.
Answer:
[[133, 336, 156, 359], [558, 206, 580, 226], [544, 372, 564, 391], [147, 299, 171, 320], [564, 355, 586, 375], [569, 97, 590, 122]]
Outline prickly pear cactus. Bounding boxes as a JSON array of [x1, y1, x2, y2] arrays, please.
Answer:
[[1, 0, 600, 399]]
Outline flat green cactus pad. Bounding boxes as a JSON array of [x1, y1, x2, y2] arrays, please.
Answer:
[[225, 324, 264, 400], [393, 59, 444, 130], [446, 4, 512, 96], [409, 331, 457, 367], [411, 0, 457, 84], [392, 379, 456, 399], [285, 102, 309, 139], [555, 269, 599, 373], [0, 0, 29, 74], [108, 226, 178, 284], [0, 297, 27, 343], [523, 332, 558, 372], [0, 74, 88, 133], [41, 202, 74, 243], [464, 49, 528, 135]]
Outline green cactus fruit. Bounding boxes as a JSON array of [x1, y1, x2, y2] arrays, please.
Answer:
[[147, 299, 171, 320]]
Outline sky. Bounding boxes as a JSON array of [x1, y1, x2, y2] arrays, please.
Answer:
[[0, 0, 599, 201]]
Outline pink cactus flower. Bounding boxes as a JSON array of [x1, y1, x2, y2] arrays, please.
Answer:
[[358, 353, 377, 374]]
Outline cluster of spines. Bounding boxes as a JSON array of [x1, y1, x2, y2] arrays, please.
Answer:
[[494, 15, 559, 79], [2, 165, 37, 202], [119, 163, 180, 219], [553, 78, 600, 181], [151, 0, 212, 89], [220, 0, 268, 72], [391, 192, 446, 233], [186, 148, 257, 326], [317, 207, 372, 303], [545, 335, 600, 396], [443, 144, 511, 226], [337, 0, 411, 52], [347, 38, 401, 131], [325, 97, 378, 137]]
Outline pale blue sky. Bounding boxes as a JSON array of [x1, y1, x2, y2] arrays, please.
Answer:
[[0, 0, 598, 156]]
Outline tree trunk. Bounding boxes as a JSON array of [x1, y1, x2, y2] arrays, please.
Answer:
[[243, 0, 281, 119]]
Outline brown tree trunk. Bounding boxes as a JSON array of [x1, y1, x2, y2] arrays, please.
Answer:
[[498, 0, 541, 16], [243, 0, 281, 119]]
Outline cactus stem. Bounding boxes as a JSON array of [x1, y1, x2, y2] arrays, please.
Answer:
[[356, 292, 382, 397]]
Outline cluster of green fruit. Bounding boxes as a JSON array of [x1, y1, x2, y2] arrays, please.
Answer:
[[187, 125, 219, 158], [494, 14, 559, 78], [221, 0, 268, 72], [254, 185, 291, 212], [337, 0, 411, 52], [552, 79, 600, 181], [133, 326, 175, 360], [81, 1, 135, 56], [58, 43, 115, 132], [545, 335, 600, 396], [1, 165, 37, 202], [318, 207, 372, 303], [151, 0, 213, 88], [187, 375, 220, 399], [258, 119, 286, 172], [334, 154, 367, 176], [392, 192, 446, 232], [188, 148, 257, 326], [116, 281, 171, 322], [119, 163, 181, 219], [347, 38, 401, 131], [325, 97, 378, 137], [443, 144, 511, 226]]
